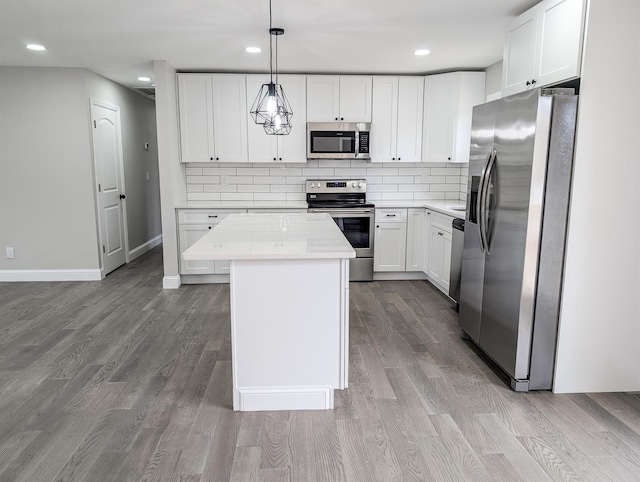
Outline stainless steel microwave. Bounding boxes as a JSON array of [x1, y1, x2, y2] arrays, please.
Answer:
[[307, 122, 371, 160]]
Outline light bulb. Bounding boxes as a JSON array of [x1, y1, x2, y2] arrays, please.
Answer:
[[266, 95, 277, 115]]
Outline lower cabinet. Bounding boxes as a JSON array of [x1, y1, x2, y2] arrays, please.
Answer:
[[405, 208, 425, 271], [374, 208, 407, 272], [177, 209, 245, 275], [425, 211, 454, 292]]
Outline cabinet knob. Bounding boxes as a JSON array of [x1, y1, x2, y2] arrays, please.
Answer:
[[340, 117, 344, 121], [119, 194, 126, 199], [279, 158, 282, 161], [208, 226, 212, 229], [335, 117, 339, 121], [526, 80, 531, 86], [398, 157, 401, 161], [376, 225, 380, 228], [210, 157, 213, 161], [216, 157, 219, 161], [392, 157, 396, 161], [438, 232, 443, 236], [447, 157, 451, 161], [531, 79, 537, 85], [273, 157, 277, 161]]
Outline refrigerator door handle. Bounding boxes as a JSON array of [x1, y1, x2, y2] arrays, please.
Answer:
[[478, 149, 494, 253], [481, 149, 498, 254]]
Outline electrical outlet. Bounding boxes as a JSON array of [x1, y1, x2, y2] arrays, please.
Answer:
[[6, 247, 14, 259], [144, 142, 149, 150]]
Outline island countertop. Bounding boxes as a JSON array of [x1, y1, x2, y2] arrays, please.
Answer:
[[182, 212, 356, 261]]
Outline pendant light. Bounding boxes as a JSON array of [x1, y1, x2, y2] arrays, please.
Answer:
[[250, 0, 293, 135]]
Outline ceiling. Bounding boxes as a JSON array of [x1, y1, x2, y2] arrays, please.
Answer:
[[0, 0, 539, 91]]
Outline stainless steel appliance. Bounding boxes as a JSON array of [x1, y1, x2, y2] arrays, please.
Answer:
[[458, 88, 578, 391], [449, 218, 465, 307], [306, 179, 374, 281], [307, 122, 371, 160]]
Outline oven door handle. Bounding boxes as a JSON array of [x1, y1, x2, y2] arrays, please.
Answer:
[[309, 209, 373, 215]]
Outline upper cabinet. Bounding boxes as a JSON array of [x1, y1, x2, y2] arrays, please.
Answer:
[[502, 0, 586, 96], [370, 76, 424, 163], [246, 75, 307, 163], [178, 74, 248, 163], [307, 76, 372, 122], [422, 72, 486, 163]]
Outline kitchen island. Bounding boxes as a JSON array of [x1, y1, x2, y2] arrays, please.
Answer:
[[182, 212, 355, 411]]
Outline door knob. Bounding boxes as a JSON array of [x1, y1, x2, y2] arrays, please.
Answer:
[[119, 194, 126, 199]]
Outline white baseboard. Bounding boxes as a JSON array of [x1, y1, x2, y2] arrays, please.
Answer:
[[0, 269, 102, 282], [373, 271, 428, 281], [235, 387, 333, 411], [163, 275, 181, 289], [128, 234, 162, 262]]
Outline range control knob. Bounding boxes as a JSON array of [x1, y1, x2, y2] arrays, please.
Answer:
[[310, 182, 315, 188], [352, 182, 356, 188], [358, 182, 363, 188]]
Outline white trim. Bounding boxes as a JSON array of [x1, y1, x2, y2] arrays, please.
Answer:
[[373, 271, 428, 281], [0, 269, 102, 282], [235, 387, 333, 412], [162, 275, 181, 289], [128, 234, 162, 261]]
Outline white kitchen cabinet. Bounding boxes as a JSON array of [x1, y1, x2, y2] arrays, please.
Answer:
[[306, 76, 372, 122], [502, 0, 586, 96], [177, 209, 245, 275], [422, 72, 486, 163], [371, 77, 424, 163], [405, 208, 425, 271], [374, 209, 407, 272], [246, 75, 307, 163], [427, 212, 454, 292], [422, 210, 432, 275], [178, 74, 248, 163]]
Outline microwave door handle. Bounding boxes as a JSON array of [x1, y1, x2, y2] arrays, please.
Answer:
[[354, 130, 360, 158]]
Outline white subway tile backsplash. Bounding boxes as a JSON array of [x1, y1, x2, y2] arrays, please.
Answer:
[[382, 176, 415, 184], [220, 193, 254, 201], [253, 176, 286, 185], [237, 184, 269, 193], [269, 167, 303, 176], [187, 176, 220, 184], [187, 192, 222, 201], [368, 184, 399, 192], [381, 192, 415, 200], [186, 184, 204, 193], [204, 184, 237, 192], [183, 162, 470, 205], [334, 168, 367, 177], [203, 167, 237, 176], [270, 184, 303, 193], [254, 193, 287, 201], [460, 191, 468, 202]]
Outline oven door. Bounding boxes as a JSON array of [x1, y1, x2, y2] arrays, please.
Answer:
[[308, 209, 374, 258]]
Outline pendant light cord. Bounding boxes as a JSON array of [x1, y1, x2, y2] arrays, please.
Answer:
[[269, 0, 273, 84]]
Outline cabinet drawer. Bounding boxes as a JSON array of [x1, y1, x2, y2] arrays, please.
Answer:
[[177, 209, 245, 224], [375, 208, 407, 223], [430, 212, 453, 233]]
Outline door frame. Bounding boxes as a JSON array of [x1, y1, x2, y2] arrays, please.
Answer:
[[90, 98, 129, 278]]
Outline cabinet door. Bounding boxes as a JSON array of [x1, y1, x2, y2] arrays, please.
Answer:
[[502, 7, 538, 96], [374, 222, 407, 272], [246, 75, 279, 163], [423, 73, 456, 163], [405, 208, 425, 271], [306, 76, 340, 122], [178, 74, 215, 163], [212, 75, 248, 162], [277, 75, 307, 163], [370, 77, 398, 163], [534, 0, 585, 88], [453, 73, 486, 164], [441, 231, 452, 291], [178, 224, 215, 275], [422, 211, 432, 275], [396, 77, 424, 163], [428, 227, 445, 283], [339, 76, 372, 122]]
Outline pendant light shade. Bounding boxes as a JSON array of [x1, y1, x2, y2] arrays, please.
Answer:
[[249, 1, 292, 135]]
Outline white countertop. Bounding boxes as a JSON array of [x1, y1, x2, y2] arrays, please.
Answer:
[[182, 213, 356, 261], [374, 200, 467, 218]]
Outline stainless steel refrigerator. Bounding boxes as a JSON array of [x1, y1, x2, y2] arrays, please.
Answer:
[[458, 87, 578, 391]]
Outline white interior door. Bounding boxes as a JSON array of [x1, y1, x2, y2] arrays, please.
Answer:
[[91, 100, 127, 276]]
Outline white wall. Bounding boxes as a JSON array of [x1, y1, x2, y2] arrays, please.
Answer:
[[484, 61, 503, 99], [0, 67, 100, 271], [0, 66, 161, 276], [553, 0, 640, 392]]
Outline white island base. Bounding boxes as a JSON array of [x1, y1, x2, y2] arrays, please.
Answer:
[[231, 257, 349, 411], [182, 213, 355, 412]]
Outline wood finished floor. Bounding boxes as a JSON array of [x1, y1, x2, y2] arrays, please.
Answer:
[[1, 247, 640, 481]]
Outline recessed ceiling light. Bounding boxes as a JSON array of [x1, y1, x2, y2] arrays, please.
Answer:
[[26, 44, 46, 51], [138, 76, 151, 82], [414, 49, 430, 56], [246, 47, 261, 53]]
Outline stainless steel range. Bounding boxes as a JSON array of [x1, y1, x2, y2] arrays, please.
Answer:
[[306, 179, 374, 281]]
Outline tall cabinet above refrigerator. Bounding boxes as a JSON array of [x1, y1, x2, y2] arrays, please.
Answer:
[[458, 88, 578, 391]]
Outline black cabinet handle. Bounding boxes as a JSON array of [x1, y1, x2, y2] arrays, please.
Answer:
[[208, 226, 212, 229], [376, 225, 380, 228], [119, 194, 126, 199], [216, 157, 219, 161], [279, 158, 282, 161], [531, 79, 537, 85], [398, 157, 401, 161], [335, 117, 339, 121], [208, 215, 218, 218], [526, 80, 531, 86], [273, 157, 277, 161], [392, 157, 396, 160], [340, 117, 344, 121]]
